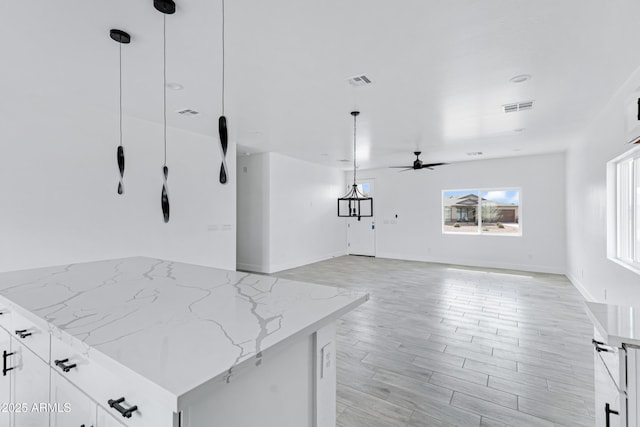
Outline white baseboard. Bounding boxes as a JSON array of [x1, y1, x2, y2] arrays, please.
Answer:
[[236, 262, 269, 274], [269, 250, 348, 274], [565, 271, 596, 302], [375, 252, 565, 275]]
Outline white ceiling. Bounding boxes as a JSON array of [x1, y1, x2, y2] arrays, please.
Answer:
[[3, 1, 640, 169]]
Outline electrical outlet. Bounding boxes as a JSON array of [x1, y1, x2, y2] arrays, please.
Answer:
[[320, 342, 333, 379]]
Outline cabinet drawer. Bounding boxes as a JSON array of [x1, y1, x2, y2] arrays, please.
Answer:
[[9, 309, 50, 363], [51, 338, 174, 427], [0, 305, 12, 332]]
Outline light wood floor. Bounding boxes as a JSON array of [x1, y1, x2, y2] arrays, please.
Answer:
[[273, 256, 595, 427]]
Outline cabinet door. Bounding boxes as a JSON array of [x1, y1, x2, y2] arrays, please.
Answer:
[[0, 328, 11, 427], [50, 369, 96, 427], [595, 349, 620, 427], [10, 342, 50, 427], [97, 405, 126, 427]]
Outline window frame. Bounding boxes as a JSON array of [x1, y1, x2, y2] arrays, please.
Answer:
[[441, 187, 522, 237], [607, 145, 640, 274]]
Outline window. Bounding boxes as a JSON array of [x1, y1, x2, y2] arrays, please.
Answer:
[[608, 146, 640, 273], [442, 189, 521, 235]]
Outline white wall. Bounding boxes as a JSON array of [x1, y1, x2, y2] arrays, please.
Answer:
[[236, 153, 270, 272], [236, 152, 346, 273], [0, 100, 236, 272], [268, 153, 346, 272], [565, 66, 640, 304], [352, 153, 566, 273]]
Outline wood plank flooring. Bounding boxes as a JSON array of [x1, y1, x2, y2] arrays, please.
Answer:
[[273, 256, 595, 427]]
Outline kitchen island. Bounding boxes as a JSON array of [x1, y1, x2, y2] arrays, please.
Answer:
[[0, 257, 368, 427]]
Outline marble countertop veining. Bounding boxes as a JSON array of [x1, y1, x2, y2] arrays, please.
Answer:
[[585, 301, 640, 347], [0, 257, 367, 401]]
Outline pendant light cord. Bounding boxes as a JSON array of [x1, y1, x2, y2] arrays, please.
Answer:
[[119, 43, 123, 147], [221, 0, 225, 115], [353, 113, 357, 186], [163, 15, 167, 167]]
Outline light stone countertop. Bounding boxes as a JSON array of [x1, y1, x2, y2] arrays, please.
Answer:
[[0, 257, 368, 406], [585, 301, 640, 347]]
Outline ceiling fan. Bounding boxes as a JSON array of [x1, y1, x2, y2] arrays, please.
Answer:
[[390, 151, 448, 171]]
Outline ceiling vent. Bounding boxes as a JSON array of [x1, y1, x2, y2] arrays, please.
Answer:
[[347, 74, 372, 87], [503, 100, 534, 113], [176, 108, 199, 116]]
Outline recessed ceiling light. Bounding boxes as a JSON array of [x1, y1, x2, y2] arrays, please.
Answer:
[[467, 151, 483, 156], [514, 128, 525, 132], [166, 82, 184, 90], [338, 159, 350, 163], [510, 74, 531, 83]]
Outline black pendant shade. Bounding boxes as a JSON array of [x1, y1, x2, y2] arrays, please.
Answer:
[[111, 29, 130, 195], [219, 116, 228, 184], [161, 166, 170, 223], [337, 111, 373, 221], [218, 0, 229, 185], [157, 2, 172, 222], [117, 145, 125, 195]]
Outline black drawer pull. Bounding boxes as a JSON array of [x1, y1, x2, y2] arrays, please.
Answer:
[[54, 358, 77, 373], [2, 350, 15, 376], [108, 397, 138, 418], [592, 338, 611, 352], [14, 329, 31, 339]]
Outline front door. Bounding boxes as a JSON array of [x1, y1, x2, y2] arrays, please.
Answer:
[[347, 180, 375, 256]]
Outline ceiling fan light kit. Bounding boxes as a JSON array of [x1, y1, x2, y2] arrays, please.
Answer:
[[337, 111, 373, 221]]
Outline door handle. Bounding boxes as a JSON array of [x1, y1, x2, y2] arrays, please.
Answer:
[[605, 403, 619, 427], [2, 350, 15, 376]]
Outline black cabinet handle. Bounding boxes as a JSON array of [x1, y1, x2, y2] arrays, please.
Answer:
[[2, 350, 15, 376], [54, 358, 77, 373], [108, 397, 138, 418], [14, 329, 31, 339], [605, 403, 619, 427]]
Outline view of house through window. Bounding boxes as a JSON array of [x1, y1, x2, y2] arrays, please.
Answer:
[[443, 189, 521, 235]]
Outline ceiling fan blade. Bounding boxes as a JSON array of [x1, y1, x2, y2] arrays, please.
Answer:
[[389, 166, 414, 169], [422, 162, 448, 168], [423, 167, 434, 170], [399, 168, 414, 172]]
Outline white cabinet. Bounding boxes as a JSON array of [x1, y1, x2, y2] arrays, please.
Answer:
[[10, 342, 50, 427], [50, 369, 97, 427], [97, 405, 126, 427], [594, 343, 621, 427]]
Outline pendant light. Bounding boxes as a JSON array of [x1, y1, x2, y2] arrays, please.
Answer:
[[154, 0, 175, 223], [218, 0, 228, 184], [110, 29, 131, 195], [337, 111, 373, 221]]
